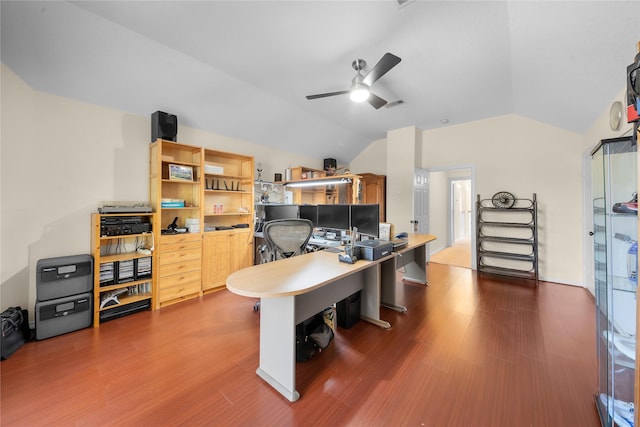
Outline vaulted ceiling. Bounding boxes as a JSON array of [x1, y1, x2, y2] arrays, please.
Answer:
[[2, 1, 639, 164]]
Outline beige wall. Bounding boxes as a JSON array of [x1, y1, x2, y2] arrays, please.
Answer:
[[0, 65, 320, 314], [583, 88, 633, 151], [350, 115, 587, 285], [426, 115, 585, 285], [349, 90, 635, 290], [349, 138, 387, 175], [3, 59, 634, 311]]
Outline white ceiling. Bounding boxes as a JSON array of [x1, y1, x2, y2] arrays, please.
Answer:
[[2, 1, 639, 164]]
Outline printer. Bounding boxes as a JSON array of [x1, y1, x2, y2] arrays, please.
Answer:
[[355, 239, 394, 261]]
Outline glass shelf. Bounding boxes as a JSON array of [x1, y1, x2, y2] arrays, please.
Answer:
[[591, 136, 637, 427]]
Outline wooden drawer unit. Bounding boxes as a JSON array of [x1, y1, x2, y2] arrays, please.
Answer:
[[158, 246, 201, 264], [159, 258, 201, 278], [158, 233, 202, 306], [158, 270, 202, 290], [158, 280, 201, 304]]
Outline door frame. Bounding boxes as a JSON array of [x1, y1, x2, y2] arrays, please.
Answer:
[[582, 148, 595, 296], [425, 164, 477, 270], [449, 177, 472, 245]]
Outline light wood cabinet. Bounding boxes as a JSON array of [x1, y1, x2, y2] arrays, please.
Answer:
[[231, 230, 254, 271], [91, 213, 156, 326], [358, 173, 386, 221], [202, 229, 253, 292], [150, 139, 254, 306]]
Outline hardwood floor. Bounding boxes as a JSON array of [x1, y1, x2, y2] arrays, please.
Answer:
[[1, 263, 599, 426], [430, 238, 472, 269]]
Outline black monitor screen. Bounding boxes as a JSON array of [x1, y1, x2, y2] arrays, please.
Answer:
[[317, 204, 350, 231], [298, 205, 318, 227], [264, 204, 298, 221], [350, 204, 380, 238]]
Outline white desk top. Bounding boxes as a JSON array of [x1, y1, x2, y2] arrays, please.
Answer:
[[226, 233, 436, 298]]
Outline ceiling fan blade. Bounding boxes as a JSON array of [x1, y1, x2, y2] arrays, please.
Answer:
[[306, 90, 350, 100], [362, 53, 401, 86], [367, 93, 388, 109]]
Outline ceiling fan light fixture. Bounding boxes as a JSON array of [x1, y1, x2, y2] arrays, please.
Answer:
[[306, 53, 400, 108], [350, 83, 370, 102]]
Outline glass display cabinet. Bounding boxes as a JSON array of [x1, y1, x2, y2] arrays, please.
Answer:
[[592, 136, 637, 427]]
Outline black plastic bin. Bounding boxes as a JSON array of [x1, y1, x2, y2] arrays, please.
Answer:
[[337, 291, 361, 329]]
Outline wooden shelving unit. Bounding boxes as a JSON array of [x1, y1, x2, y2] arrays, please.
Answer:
[[149, 139, 255, 304], [149, 140, 203, 306], [201, 148, 254, 293], [91, 213, 156, 326], [285, 166, 361, 205], [149, 140, 202, 230]]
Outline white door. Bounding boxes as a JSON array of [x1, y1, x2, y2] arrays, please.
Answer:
[[451, 179, 472, 242], [413, 169, 429, 234]]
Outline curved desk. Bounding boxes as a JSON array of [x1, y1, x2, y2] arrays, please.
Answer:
[[227, 233, 436, 401]]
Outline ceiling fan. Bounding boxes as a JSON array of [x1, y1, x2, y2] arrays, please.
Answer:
[[306, 52, 401, 109]]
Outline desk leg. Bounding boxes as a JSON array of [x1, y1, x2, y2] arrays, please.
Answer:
[[360, 263, 392, 329], [379, 255, 407, 313], [256, 296, 299, 402], [399, 245, 428, 285]]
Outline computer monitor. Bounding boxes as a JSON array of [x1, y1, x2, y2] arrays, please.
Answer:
[[350, 204, 380, 238], [264, 204, 299, 221], [298, 205, 318, 227], [317, 204, 350, 231]]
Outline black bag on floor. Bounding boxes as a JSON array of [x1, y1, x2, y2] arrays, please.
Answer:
[[296, 312, 334, 362], [1, 306, 29, 360]]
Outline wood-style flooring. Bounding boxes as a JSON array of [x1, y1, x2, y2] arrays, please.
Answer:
[[430, 238, 472, 269], [0, 263, 599, 426]]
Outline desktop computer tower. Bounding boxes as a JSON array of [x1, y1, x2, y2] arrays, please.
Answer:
[[337, 291, 361, 329], [355, 240, 393, 261]]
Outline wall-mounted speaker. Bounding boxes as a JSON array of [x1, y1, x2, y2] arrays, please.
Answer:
[[324, 158, 337, 171], [151, 111, 178, 142]]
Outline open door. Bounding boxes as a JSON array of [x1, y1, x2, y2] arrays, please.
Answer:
[[451, 178, 472, 244], [413, 168, 430, 234]]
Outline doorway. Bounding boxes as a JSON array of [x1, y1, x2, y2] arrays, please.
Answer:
[[451, 178, 472, 244], [426, 167, 475, 269]]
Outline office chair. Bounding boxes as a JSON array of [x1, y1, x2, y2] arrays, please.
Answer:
[[263, 218, 314, 261], [253, 218, 314, 311]]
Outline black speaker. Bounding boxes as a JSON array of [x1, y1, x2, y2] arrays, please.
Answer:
[[323, 158, 337, 171], [151, 111, 177, 142]]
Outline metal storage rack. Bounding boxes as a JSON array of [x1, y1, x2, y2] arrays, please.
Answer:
[[476, 193, 539, 285]]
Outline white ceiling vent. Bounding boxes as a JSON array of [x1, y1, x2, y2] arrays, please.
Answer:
[[385, 100, 405, 108], [395, 0, 416, 9]]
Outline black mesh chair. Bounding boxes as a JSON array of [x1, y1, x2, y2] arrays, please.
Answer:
[[263, 218, 314, 261], [253, 218, 314, 311]]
